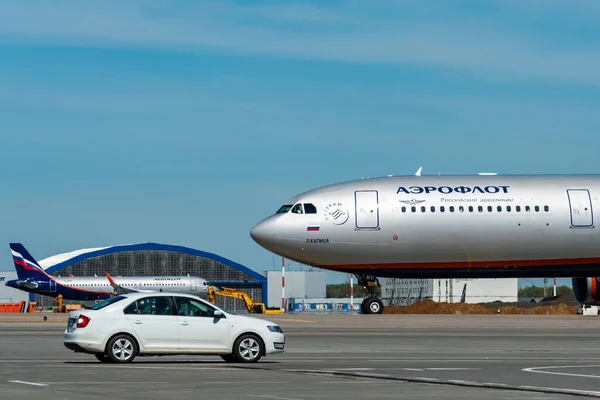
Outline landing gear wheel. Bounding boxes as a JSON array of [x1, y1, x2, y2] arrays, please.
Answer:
[[233, 334, 264, 363], [357, 274, 384, 315], [368, 298, 384, 314], [94, 353, 112, 363], [220, 354, 238, 363], [361, 298, 384, 314], [106, 334, 138, 363]]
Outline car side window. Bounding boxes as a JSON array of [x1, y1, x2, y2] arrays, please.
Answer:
[[174, 297, 217, 318], [123, 301, 138, 314], [124, 296, 175, 316]]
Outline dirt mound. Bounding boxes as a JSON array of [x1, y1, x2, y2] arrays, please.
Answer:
[[383, 299, 578, 315]]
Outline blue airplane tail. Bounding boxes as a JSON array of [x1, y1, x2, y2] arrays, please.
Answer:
[[9, 243, 50, 281]]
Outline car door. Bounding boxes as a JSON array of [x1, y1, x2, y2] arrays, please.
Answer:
[[123, 296, 179, 352], [173, 296, 230, 352]]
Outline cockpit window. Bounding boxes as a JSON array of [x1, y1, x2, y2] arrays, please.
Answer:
[[304, 203, 317, 214], [276, 205, 293, 214], [291, 203, 304, 214]]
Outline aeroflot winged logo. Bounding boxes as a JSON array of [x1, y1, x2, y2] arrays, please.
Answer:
[[324, 202, 349, 225], [399, 198, 426, 206], [397, 185, 510, 195]]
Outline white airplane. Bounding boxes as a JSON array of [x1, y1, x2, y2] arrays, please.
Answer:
[[7, 243, 209, 301], [250, 171, 600, 314]]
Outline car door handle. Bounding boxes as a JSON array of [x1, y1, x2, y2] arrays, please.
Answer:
[[134, 320, 142, 324], [181, 321, 189, 326]]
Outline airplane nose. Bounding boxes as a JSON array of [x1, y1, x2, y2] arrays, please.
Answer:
[[250, 219, 274, 249]]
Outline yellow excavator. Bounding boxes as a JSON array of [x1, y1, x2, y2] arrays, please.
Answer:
[[207, 286, 284, 314]]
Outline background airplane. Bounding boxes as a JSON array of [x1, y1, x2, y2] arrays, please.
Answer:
[[250, 172, 600, 314], [7, 243, 209, 301]]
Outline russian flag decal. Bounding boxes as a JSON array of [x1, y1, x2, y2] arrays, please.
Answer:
[[307, 225, 320, 231]]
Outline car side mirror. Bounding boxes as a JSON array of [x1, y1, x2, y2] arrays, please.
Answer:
[[213, 310, 224, 318]]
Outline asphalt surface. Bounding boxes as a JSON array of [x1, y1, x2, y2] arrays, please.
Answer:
[[2, 313, 600, 399]]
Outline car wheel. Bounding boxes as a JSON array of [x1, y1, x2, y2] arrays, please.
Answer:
[[94, 353, 112, 363], [233, 334, 263, 363], [106, 334, 138, 363], [220, 354, 238, 363]]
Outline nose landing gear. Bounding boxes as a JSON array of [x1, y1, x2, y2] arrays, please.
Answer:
[[357, 275, 384, 315]]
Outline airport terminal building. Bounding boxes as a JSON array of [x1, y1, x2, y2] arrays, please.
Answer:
[[31, 243, 267, 312]]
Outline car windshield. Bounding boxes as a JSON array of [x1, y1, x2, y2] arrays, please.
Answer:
[[85, 295, 127, 310]]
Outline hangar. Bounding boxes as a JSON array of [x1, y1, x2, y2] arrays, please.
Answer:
[[31, 242, 267, 312]]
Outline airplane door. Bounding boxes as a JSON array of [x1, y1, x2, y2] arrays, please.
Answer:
[[49, 280, 56, 292], [567, 189, 594, 228], [190, 278, 197, 292], [355, 190, 380, 229]]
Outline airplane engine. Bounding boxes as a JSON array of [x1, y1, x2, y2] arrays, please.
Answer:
[[572, 277, 600, 305]]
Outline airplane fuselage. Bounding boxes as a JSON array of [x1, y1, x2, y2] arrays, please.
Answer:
[[7, 275, 209, 301], [251, 175, 600, 279]]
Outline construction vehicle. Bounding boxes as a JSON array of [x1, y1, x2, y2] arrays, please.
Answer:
[[53, 294, 64, 312], [207, 285, 284, 314], [52, 294, 83, 313]]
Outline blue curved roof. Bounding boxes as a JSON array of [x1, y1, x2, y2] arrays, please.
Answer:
[[43, 242, 265, 283]]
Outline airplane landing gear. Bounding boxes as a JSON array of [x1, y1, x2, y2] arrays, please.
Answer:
[[357, 275, 384, 315]]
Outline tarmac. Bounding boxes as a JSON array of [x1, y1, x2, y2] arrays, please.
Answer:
[[2, 313, 600, 399]]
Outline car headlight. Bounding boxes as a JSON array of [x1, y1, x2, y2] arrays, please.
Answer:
[[267, 325, 282, 333]]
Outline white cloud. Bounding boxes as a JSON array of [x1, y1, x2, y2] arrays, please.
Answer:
[[1, 1, 599, 85]]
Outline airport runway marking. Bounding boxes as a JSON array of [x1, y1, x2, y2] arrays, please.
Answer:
[[8, 380, 49, 387], [523, 365, 600, 379], [329, 368, 374, 371], [426, 368, 480, 371], [283, 369, 600, 398]]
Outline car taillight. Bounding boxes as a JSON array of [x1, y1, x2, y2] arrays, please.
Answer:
[[76, 315, 91, 328]]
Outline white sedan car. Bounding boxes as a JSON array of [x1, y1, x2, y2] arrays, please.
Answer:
[[63, 292, 285, 363]]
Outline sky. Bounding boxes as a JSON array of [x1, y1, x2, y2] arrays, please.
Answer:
[[1, 0, 599, 289]]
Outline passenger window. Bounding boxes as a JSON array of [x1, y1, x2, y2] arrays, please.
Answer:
[[430, 206, 435, 213], [506, 206, 511, 212], [304, 203, 317, 214], [468, 206, 473, 212], [401, 206, 406, 213], [440, 206, 445, 213], [525, 206, 531, 212], [497, 206, 502, 212], [449, 206, 455, 212], [421, 206, 426, 212], [535, 206, 540, 212], [127, 296, 175, 316], [544, 205, 549, 212], [478, 206, 483, 212], [516, 206, 521, 212], [291, 204, 304, 214], [174, 297, 218, 318], [459, 206, 464, 213], [487, 206, 492, 212], [411, 206, 416, 213]]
